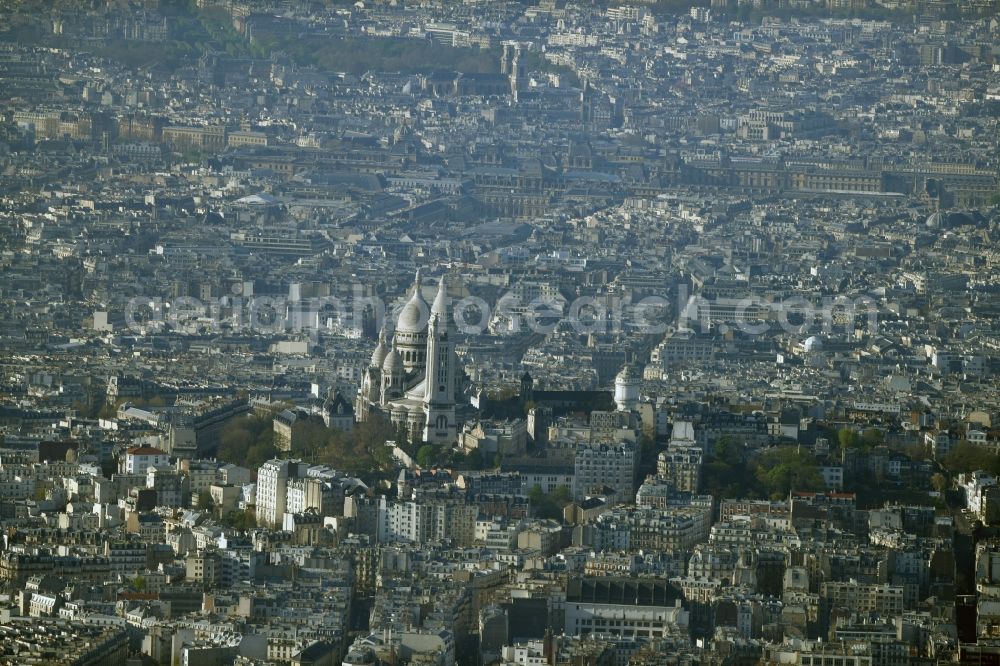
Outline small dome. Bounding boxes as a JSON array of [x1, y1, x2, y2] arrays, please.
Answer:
[[382, 347, 403, 372], [616, 364, 638, 383], [926, 211, 941, 229], [803, 335, 824, 352], [370, 335, 388, 368]]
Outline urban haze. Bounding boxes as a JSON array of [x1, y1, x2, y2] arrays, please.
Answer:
[[0, 0, 998, 665]]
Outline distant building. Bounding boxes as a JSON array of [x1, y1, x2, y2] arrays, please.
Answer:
[[256, 459, 308, 528], [123, 446, 169, 474], [563, 577, 689, 638], [323, 391, 355, 431], [0, 619, 129, 664], [574, 442, 637, 501], [273, 409, 300, 453], [162, 125, 226, 150]]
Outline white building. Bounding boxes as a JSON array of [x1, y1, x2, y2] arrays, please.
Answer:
[[345, 495, 478, 546], [960, 471, 998, 518], [500, 641, 551, 666], [819, 466, 844, 491], [563, 577, 689, 639], [256, 459, 308, 528], [355, 272, 467, 444], [347, 628, 455, 666], [613, 365, 641, 412], [574, 442, 637, 501], [123, 446, 169, 474], [763, 640, 873, 666]]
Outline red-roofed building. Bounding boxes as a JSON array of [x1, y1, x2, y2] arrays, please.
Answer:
[[123, 446, 169, 474]]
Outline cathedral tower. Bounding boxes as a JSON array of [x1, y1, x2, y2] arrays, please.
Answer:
[[422, 275, 457, 444], [395, 269, 428, 375]]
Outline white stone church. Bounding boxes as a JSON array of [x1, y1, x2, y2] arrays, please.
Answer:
[[355, 270, 469, 445]]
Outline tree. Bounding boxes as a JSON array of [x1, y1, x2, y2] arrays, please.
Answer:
[[245, 432, 279, 469], [528, 484, 573, 520], [354, 415, 396, 452], [713, 436, 743, 466], [315, 416, 396, 475], [638, 426, 658, 474], [861, 428, 885, 449], [371, 439, 393, 470], [196, 491, 214, 512], [754, 446, 825, 499], [465, 448, 484, 470], [528, 484, 545, 505], [291, 417, 335, 460], [702, 437, 759, 499], [144, 395, 167, 408], [551, 485, 573, 506], [416, 444, 438, 469], [219, 411, 279, 466], [395, 422, 410, 448], [903, 440, 931, 461], [488, 387, 519, 402], [942, 441, 1000, 475], [221, 509, 255, 531], [97, 399, 123, 420], [218, 419, 249, 456], [838, 428, 859, 450], [931, 473, 949, 494]]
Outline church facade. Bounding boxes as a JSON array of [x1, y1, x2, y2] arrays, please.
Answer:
[[355, 271, 467, 445]]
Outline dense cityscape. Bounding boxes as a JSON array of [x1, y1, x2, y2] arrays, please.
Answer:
[[0, 0, 999, 664]]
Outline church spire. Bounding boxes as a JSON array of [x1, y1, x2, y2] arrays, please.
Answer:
[[430, 274, 450, 320], [422, 275, 457, 444]]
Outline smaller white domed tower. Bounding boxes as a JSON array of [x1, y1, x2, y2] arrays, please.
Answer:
[[381, 345, 404, 403], [356, 328, 389, 421], [370, 329, 389, 368], [614, 364, 640, 412]]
